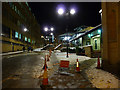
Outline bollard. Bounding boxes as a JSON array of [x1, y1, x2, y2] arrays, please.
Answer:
[[40, 55, 51, 88], [47, 54, 49, 61], [97, 56, 101, 69], [42, 55, 48, 69], [76, 59, 80, 72]]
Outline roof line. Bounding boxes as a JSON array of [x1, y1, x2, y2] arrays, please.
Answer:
[[70, 24, 102, 42]]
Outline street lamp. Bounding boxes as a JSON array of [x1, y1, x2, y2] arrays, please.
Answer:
[[58, 8, 64, 15], [50, 33, 53, 35], [44, 27, 54, 32], [44, 26, 55, 43], [70, 9, 76, 15], [57, 7, 76, 58], [24, 28, 28, 32], [50, 27, 54, 31], [44, 27, 48, 32]]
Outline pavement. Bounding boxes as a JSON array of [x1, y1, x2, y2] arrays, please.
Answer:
[[2, 50, 119, 89], [38, 50, 97, 88]]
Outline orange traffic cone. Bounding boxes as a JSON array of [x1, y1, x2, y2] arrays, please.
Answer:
[[42, 64, 48, 85], [49, 49, 51, 56], [97, 56, 101, 69], [76, 59, 80, 72], [47, 55, 49, 61], [42, 55, 48, 69], [40, 56, 51, 88]]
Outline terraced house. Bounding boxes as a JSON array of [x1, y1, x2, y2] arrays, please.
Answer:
[[1, 2, 43, 53]]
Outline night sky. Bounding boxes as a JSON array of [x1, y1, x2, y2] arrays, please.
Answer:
[[28, 2, 101, 36]]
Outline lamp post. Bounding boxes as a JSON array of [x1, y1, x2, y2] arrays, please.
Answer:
[[57, 7, 76, 58], [44, 27, 54, 44]]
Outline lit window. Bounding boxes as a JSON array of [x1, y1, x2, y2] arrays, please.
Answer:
[[26, 2, 29, 6], [25, 37, 27, 41], [12, 5, 14, 10], [28, 38, 30, 42], [15, 6, 17, 12], [15, 32, 18, 38], [19, 34, 21, 39], [29, 8, 31, 11], [9, 2, 12, 7]]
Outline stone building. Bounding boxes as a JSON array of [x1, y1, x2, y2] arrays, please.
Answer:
[[1, 2, 43, 53], [101, 2, 120, 76]]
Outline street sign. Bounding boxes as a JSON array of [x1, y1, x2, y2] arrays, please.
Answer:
[[60, 60, 69, 68]]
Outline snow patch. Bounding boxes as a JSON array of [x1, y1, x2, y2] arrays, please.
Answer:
[[85, 63, 120, 88]]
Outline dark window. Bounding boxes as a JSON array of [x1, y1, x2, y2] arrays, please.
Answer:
[[95, 40, 97, 49], [22, 35, 25, 42], [86, 41, 90, 45], [12, 30, 15, 39], [2, 8, 8, 19], [2, 25, 10, 38], [9, 2, 12, 8]]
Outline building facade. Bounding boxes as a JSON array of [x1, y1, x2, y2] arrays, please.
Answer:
[[1, 2, 43, 53], [101, 2, 120, 76], [70, 24, 102, 57], [82, 24, 102, 51]]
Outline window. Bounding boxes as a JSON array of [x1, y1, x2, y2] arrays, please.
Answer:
[[29, 8, 31, 11], [19, 34, 21, 39], [9, 2, 12, 8], [86, 40, 90, 45], [12, 30, 15, 39], [2, 25, 10, 38], [25, 37, 27, 41], [32, 40, 34, 44], [95, 39, 97, 49], [22, 35, 24, 41], [15, 32, 18, 38], [12, 4, 14, 10], [26, 2, 29, 6], [17, 20, 21, 26], [28, 38, 30, 42], [15, 6, 17, 12]]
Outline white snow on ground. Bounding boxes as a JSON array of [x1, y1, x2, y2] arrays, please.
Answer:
[[55, 52, 91, 65], [85, 62, 120, 88], [33, 48, 42, 51], [55, 51, 120, 88]]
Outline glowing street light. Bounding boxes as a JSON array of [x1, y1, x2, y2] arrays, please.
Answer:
[[70, 9, 76, 15], [44, 27, 48, 32], [44, 26, 55, 43], [24, 28, 27, 32], [50, 27, 54, 31], [50, 33, 53, 35], [58, 8, 64, 15], [57, 6, 77, 58], [44, 27, 54, 32]]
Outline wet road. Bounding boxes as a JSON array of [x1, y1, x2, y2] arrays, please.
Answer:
[[2, 50, 95, 89], [2, 51, 51, 88]]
